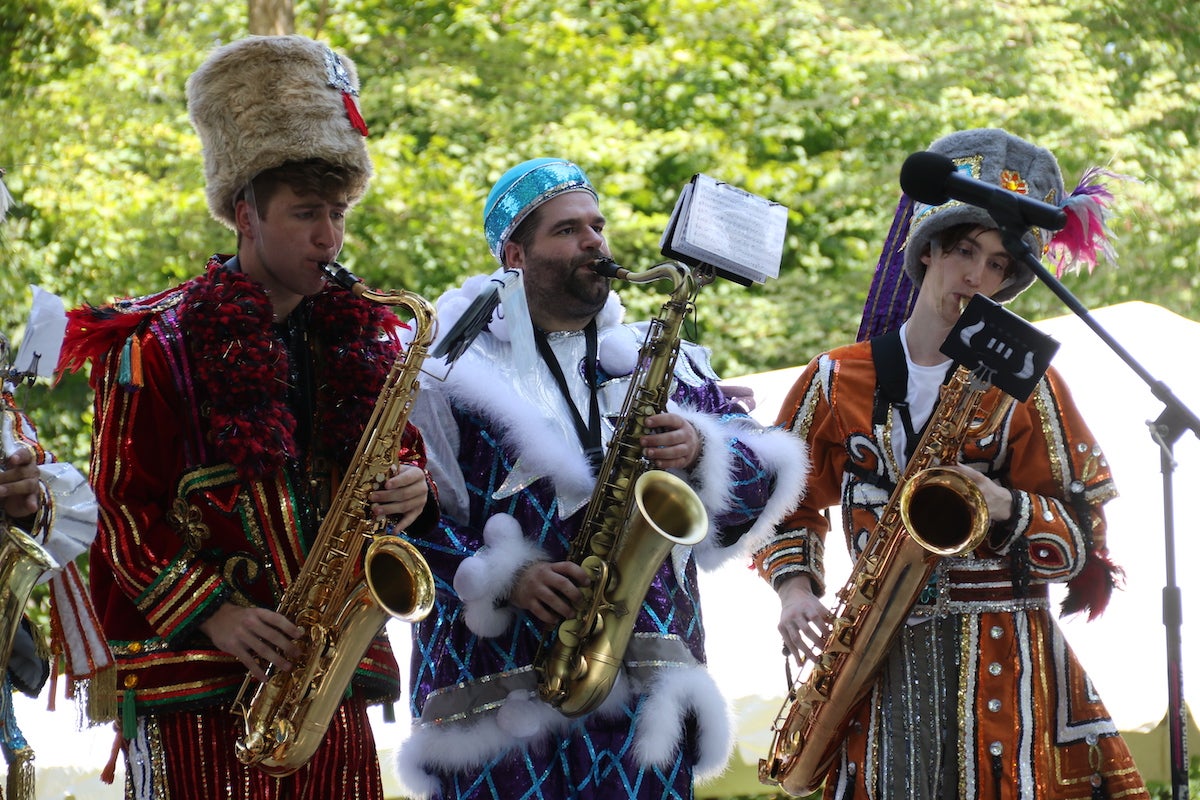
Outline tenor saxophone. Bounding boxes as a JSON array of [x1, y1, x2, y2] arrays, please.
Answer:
[[533, 258, 710, 718], [233, 264, 437, 776], [759, 364, 1013, 796]]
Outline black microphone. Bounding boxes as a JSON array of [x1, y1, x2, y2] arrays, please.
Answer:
[[900, 151, 1067, 232]]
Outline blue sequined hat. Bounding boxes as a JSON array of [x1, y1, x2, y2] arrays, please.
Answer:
[[483, 158, 597, 263]]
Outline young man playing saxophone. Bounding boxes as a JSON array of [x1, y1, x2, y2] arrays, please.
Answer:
[[59, 36, 435, 800], [395, 157, 808, 799], [756, 129, 1147, 799]]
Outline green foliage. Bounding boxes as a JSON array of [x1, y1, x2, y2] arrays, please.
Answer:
[[2, 0, 1199, 473], [1144, 754, 1200, 798]]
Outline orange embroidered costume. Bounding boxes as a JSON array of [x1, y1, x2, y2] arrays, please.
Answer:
[[755, 129, 1147, 799]]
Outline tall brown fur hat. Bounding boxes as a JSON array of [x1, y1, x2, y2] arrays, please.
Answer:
[[185, 34, 373, 229]]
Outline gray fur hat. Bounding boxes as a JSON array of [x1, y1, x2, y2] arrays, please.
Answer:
[[185, 35, 373, 230], [904, 128, 1064, 303]]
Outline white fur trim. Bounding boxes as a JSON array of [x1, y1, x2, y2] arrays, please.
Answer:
[[394, 667, 730, 796], [392, 737, 442, 800], [677, 408, 737, 516], [442, 346, 595, 511], [452, 514, 545, 637], [735, 422, 810, 555], [686, 417, 808, 572], [633, 665, 734, 781], [395, 695, 572, 798], [496, 689, 563, 739]]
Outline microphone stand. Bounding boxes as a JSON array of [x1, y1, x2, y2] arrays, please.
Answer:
[[994, 205, 1196, 799]]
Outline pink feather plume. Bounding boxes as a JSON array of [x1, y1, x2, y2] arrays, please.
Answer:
[[1046, 166, 1122, 278]]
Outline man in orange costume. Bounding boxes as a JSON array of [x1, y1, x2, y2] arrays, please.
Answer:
[[756, 129, 1148, 799]]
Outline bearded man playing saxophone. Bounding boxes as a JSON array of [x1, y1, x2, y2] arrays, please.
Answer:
[[395, 157, 808, 800]]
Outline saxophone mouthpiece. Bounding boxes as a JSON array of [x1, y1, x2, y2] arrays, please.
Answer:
[[320, 262, 367, 297], [588, 257, 627, 280]]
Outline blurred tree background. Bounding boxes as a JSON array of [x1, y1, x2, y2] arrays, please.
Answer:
[[2, 0, 1198, 472]]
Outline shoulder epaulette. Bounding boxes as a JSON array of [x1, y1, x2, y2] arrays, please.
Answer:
[[58, 287, 184, 375]]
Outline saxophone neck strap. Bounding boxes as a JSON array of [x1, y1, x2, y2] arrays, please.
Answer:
[[533, 319, 603, 470], [869, 328, 955, 462], [870, 329, 918, 458]]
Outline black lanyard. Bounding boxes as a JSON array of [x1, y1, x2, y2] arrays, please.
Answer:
[[871, 328, 956, 461], [533, 320, 603, 470]]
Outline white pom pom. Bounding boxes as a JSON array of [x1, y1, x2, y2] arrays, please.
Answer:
[[488, 302, 512, 342], [496, 690, 546, 739], [598, 326, 640, 376], [452, 556, 489, 603], [463, 599, 512, 638]]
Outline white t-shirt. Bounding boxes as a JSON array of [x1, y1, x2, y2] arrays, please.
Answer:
[[892, 322, 952, 468]]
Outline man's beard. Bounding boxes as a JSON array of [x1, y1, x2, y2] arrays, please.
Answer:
[[524, 251, 610, 324]]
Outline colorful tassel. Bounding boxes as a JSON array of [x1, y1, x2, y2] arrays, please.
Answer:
[[48, 561, 117, 724], [121, 688, 136, 741], [1061, 548, 1124, 620], [117, 334, 143, 390], [86, 664, 119, 726]]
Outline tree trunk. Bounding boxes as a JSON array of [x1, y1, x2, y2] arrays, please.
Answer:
[[248, 0, 294, 35]]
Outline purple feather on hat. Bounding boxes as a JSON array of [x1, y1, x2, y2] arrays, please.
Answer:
[[856, 193, 918, 342]]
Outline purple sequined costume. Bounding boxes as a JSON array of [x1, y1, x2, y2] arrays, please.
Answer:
[[395, 275, 809, 799]]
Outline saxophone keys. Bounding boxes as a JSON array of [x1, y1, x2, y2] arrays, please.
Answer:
[[270, 719, 295, 753], [812, 673, 834, 700], [556, 617, 584, 647], [580, 554, 606, 580], [832, 624, 856, 650]]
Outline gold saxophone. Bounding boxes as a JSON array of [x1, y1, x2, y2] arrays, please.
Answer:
[[759, 363, 1014, 796], [534, 258, 710, 718], [233, 264, 437, 776], [0, 338, 58, 672]]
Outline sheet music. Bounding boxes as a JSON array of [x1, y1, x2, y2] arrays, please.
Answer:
[[660, 174, 788, 285]]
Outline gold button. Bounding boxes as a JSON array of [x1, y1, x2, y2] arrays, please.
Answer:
[[123, 675, 139, 689], [128, 642, 143, 654]]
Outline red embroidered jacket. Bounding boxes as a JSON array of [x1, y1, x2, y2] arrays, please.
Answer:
[[60, 259, 435, 717]]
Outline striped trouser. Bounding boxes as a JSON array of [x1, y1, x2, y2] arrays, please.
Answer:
[[124, 696, 384, 800]]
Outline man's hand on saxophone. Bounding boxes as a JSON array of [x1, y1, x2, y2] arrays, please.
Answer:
[[367, 463, 432, 531], [0, 445, 42, 520], [203, 464, 433, 683], [510, 561, 592, 626], [776, 574, 834, 663], [640, 412, 703, 471], [199, 604, 304, 683]]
